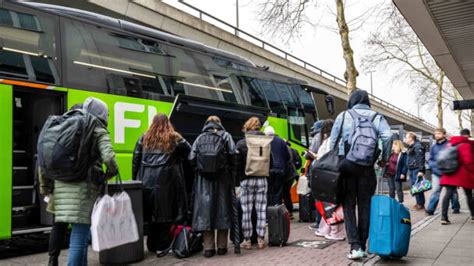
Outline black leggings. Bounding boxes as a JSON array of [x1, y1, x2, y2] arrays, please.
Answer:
[[442, 186, 474, 220], [48, 222, 68, 257]]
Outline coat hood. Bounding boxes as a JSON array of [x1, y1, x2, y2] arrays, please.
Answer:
[[202, 120, 225, 132], [84, 97, 108, 126], [347, 89, 371, 109]]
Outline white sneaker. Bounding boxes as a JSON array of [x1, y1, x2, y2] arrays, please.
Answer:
[[308, 223, 318, 230], [314, 230, 326, 237], [347, 249, 365, 260], [325, 234, 345, 241]]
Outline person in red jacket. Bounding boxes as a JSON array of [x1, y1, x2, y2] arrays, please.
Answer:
[[440, 133, 474, 225]]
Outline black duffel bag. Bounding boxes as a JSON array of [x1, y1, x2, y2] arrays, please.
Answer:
[[172, 227, 203, 258], [310, 114, 345, 204]]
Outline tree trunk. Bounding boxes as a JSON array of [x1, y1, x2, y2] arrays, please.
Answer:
[[335, 0, 358, 94], [436, 71, 445, 128]]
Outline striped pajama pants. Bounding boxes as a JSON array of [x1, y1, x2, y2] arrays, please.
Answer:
[[240, 177, 268, 239]]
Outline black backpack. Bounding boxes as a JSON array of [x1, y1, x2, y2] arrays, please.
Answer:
[[436, 144, 459, 175], [37, 109, 97, 182], [195, 131, 227, 175], [172, 227, 203, 258]]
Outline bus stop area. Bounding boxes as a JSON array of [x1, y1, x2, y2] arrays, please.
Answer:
[[2, 189, 473, 266]]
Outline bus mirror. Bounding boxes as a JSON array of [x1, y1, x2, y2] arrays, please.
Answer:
[[325, 95, 335, 115]]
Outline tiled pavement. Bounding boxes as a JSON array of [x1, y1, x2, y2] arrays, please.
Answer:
[[375, 211, 473, 266], [1, 189, 450, 266]]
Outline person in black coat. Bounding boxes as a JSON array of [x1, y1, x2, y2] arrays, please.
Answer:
[[132, 114, 190, 254], [264, 126, 291, 208], [405, 132, 426, 210], [189, 116, 236, 258]]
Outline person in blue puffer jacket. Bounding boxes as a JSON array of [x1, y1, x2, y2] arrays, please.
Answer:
[[426, 128, 460, 215]]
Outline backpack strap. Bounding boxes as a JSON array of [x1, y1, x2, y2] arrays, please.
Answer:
[[334, 111, 346, 146], [370, 112, 379, 123]]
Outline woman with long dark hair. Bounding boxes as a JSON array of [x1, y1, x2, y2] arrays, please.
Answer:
[[132, 114, 191, 255]]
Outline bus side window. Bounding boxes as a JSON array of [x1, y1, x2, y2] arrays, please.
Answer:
[[274, 82, 299, 107], [62, 18, 169, 96], [257, 79, 287, 117], [239, 77, 268, 108], [212, 75, 238, 104], [0, 6, 59, 84]]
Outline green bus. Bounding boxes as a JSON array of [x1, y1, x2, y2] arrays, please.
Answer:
[[0, 1, 334, 240]]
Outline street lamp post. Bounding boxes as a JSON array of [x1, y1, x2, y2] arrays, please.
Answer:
[[235, 0, 239, 36], [366, 70, 376, 95]]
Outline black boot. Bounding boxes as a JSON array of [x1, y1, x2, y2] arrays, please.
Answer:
[[48, 256, 58, 266]]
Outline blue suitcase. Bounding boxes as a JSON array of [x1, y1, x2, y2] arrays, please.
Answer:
[[368, 195, 411, 258]]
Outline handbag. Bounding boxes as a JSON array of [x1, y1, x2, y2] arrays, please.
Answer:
[[410, 176, 432, 195], [310, 113, 345, 204], [296, 175, 311, 195], [91, 174, 139, 252], [315, 201, 344, 225]]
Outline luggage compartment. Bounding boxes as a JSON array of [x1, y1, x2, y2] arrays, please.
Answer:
[[11, 88, 65, 231]]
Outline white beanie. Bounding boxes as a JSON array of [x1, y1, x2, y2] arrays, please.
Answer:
[[264, 126, 275, 136]]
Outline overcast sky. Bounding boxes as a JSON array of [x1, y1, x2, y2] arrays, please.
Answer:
[[164, 0, 469, 134]]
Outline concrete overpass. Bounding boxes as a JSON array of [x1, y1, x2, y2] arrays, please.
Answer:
[[32, 0, 436, 135]]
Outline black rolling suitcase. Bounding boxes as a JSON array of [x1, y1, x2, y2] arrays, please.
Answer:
[[298, 193, 316, 222], [267, 205, 291, 246]]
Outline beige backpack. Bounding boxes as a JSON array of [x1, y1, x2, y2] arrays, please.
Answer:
[[245, 134, 273, 176]]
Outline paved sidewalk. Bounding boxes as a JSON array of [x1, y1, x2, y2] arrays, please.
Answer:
[[1, 189, 439, 266], [375, 211, 473, 266]]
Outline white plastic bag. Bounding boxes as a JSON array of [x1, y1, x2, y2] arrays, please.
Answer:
[[296, 175, 311, 195], [91, 191, 139, 252]]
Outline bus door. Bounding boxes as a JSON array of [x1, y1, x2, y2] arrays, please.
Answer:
[[10, 86, 65, 235]]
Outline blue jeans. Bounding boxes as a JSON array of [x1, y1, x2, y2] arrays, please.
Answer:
[[427, 174, 441, 212], [427, 175, 460, 213], [452, 190, 460, 211], [67, 223, 90, 266], [409, 169, 425, 207]]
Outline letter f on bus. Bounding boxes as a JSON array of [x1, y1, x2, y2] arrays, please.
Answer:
[[114, 102, 145, 144]]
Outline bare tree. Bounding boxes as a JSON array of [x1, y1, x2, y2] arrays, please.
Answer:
[[257, 0, 370, 94], [363, 5, 450, 128], [335, 0, 358, 93]]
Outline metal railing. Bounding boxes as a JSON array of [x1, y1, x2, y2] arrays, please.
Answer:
[[175, 0, 435, 130]]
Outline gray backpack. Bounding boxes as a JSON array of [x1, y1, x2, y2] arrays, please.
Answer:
[[436, 145, 459, 175], [346, 110, 380, 166]]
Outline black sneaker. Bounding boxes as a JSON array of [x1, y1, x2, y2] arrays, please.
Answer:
[[156, 249, 168, 257], [48, 256, 58, 266], [453, 209, 460, 214], [204, 250, 216, 258], [425, 210, 434, 216]]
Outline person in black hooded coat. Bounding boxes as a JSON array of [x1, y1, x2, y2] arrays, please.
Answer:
[[189, 116, 237, 258], [132, 114, 190, 254]]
